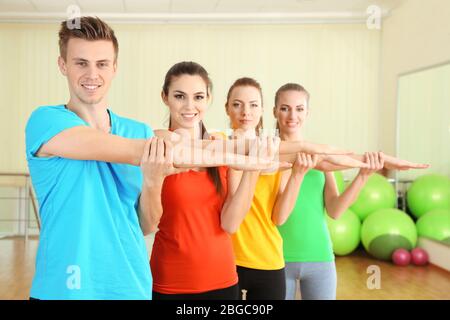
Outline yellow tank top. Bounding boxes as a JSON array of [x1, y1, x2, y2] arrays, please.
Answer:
[[232, 172, 285, 270]]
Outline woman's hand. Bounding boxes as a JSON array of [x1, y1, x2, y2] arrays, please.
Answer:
[[140, 137, 186, 188], [383, 154, 429, 170], [292, 153, 319, 176], [358, 151, 384, 178]]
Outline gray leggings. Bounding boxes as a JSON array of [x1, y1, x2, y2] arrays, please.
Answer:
[[285, 261, 337, 300]]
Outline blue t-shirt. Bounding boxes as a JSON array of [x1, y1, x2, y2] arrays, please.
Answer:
[[25, 105, 153, 300]]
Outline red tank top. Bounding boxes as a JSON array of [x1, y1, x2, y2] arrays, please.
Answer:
[[150, 166, 238, 294]]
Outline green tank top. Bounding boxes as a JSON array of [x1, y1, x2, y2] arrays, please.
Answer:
[[277, 169, 334, 262]]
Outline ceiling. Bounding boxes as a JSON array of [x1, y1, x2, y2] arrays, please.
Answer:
[[0, 0, 405, 23]]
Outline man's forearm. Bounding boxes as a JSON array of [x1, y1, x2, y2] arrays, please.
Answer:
[[39, 126, 146, 166]]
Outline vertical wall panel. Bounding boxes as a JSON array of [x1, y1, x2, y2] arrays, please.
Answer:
[[397, 63, 450, 181]]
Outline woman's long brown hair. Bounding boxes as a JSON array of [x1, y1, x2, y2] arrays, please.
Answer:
[[163, 61, 223, 195]]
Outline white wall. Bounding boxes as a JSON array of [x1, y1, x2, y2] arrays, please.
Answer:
[[397, 62, 450, 181], [379, 0, 450, 155]]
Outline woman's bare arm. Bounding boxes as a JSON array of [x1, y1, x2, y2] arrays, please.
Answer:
[[154, 129, 352, 157]]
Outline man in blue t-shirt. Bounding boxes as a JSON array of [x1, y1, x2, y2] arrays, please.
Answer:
[[25, 17, 171, 300]]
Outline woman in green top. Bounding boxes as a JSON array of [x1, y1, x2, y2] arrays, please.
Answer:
[[274, 83, 384, 300]]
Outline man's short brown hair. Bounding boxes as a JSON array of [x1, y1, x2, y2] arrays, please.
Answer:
[[58, 16, 119, 61]]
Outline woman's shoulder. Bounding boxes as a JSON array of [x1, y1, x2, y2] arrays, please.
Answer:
[[209, 131, 228, 140], [153, 129, 178, 140]]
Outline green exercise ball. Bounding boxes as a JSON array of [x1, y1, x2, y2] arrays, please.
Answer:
[[351, 173, 396, 221], [326, 209, 361, 255], [416, 209, 450, 243], [407, 174, 450, 218], [333, 171, 345, 193], [361, 208, 417, 260]]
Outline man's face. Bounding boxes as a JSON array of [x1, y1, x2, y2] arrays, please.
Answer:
[[58, 38, 117, 106]]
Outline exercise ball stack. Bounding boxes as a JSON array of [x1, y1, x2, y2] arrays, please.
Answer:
[[406, 174, 450, 218], [416, 208, 450, 244], [326, 209, 361, 256], [361, 208, 417, 260], [351, 173, 396, 221]]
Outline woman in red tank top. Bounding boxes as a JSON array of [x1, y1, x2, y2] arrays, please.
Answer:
[[148, 62, 273, 300]]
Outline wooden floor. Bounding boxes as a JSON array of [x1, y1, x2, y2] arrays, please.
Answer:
[[1, 236, 449, 300]]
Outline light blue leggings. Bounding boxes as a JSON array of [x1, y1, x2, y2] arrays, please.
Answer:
[[285, 261, 337, 300]]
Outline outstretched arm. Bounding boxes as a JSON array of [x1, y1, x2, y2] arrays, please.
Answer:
[[279, 153, 368, 171], [337, 153, 428, 171], [37, 126, 146, 165], [37, 126, 287, 169], [280, 152, 428, 172], [154, 129, 352, 157]]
